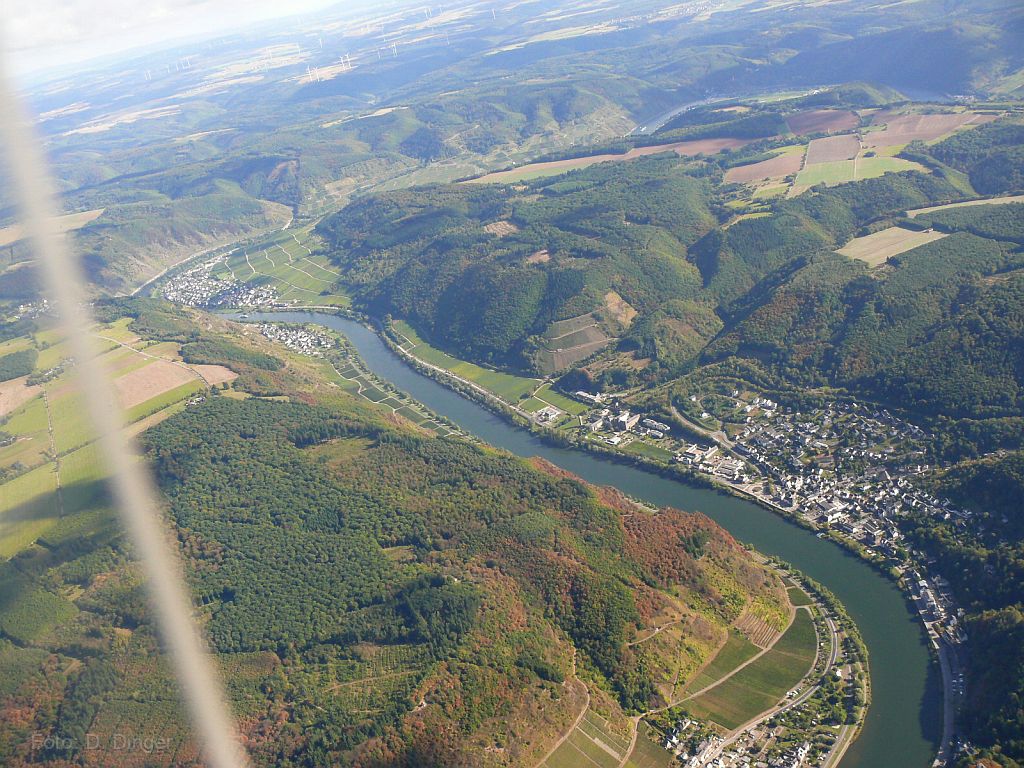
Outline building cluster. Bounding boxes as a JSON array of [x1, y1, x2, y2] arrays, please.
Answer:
[[675, 443, 748, 482], [257, 323, 334, 356], [12, 299, 50, 320], [567, 388, 965, 760], [581, 396, 673, 446], [161, 256, 278, 307]]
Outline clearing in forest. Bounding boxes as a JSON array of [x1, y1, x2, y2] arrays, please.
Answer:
[[837, 226, 947, 267]]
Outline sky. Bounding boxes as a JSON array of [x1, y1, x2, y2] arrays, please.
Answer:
[[1, 0, 342, 78]]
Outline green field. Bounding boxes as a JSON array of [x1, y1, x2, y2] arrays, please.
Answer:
[[796, 156, 924, 187], [0, 462, 59, 558], [535, 383, 589, 415], [686, 609, 817, 729], [684, 628, 760, 693], [625, 723, 676, 768], [624, 440, 675, 462], [220, 228, 350, 307], [544, 709, 632, 768], [787, 586, 814, 607], [393, 320, 540, 402]]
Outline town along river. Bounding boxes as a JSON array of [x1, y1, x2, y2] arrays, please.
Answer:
[[235, 311, 942, 768]]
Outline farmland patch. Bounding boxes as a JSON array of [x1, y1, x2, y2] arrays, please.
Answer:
[[112, 360, 198, 410], [837, 226, 947, 267], [806, 134, 861, 164], [785, 109, 858, 135]]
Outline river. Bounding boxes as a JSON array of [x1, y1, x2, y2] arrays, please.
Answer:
[[235, 310, 941, 768]]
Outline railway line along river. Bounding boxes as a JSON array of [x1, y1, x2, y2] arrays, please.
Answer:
[[236, 310, 942, 768]]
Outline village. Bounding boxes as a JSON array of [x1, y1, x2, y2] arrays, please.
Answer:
[[160, 253, 279, 308], [256, 323, 335, 356], [559, 387, 967, 766]]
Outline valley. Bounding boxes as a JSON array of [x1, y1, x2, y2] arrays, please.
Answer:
[[1, 0, 1022, 766]]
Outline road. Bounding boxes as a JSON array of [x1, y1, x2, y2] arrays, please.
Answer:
[[695, 604, 840, 766]]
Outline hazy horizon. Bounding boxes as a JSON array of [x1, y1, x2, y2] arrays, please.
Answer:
[[3, 0, 348, 81]]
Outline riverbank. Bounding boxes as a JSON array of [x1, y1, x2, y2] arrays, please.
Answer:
[[229, 308, 939, 768]]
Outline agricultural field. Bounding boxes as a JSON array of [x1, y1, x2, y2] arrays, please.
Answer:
[[684, 629, 760, 694], [795, 155, 923, 188], [0, 376, 40, 418], [864, 111, 995, 148], [787, 586, 814, 607], [785, 109, 859, 135], [392, 320, 540, 402], [906, 194, 1024, 217], [112, 359, 196, 410], [685, 609, 817, 730], [725, 146, 804, 183], [805, 134, 861, 164], [0, 208, 105, 247], [837, 226, 947, 267], [536, 313, 613, 374], [469, 137, 751, 184], [625, 723, 676, 768], [543, 709, 632, 768], [218, 226, 349, 307], [0, 462, 59, 558]]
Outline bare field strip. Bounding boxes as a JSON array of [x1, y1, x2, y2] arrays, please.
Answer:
[[786, 109, 858, 135], [806, 134, 861, 164], [725, 150, 803, 183], [837, 226, 947, 267], [193, 364, 238, 386], [540, 338, 612, 372], [865, 112, 995, 147], [483, 220, 519, 236], [113, 360, 198, 409], [546, 313, 601, 339], [907, 194, 1024, 217], [469, 138, 750, 184], [0, 208, 104, 247], [0, 377, 41, 418]]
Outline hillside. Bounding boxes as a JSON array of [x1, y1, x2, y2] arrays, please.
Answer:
[[4, 0, 1022, 299], [318, 112, 1024, 436], [0, 302, 786, 767]]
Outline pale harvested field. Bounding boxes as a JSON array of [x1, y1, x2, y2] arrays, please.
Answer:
[[837, 226, 947, 267], [864, 112, 995, 148], [546, 313, 602, 339], [786, 109, 858, 135], [603, 290, 637, 328], [725, 150, 804, 183], [113, 360, 197, 409], [469, 137, 750, 183], [525, 249, 550, 264], [193, 364, 238, 386], [0, 208, 104, 247], [483, 220, 519, 236], [0, 378, 40, 418], [806, 134, 861, 164], [907, 194, 1024, 217]]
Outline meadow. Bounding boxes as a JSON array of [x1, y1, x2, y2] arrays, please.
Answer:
[[837, 226, 947, 267], [393, 320, 541, 402], [685, 608, 817, 730]]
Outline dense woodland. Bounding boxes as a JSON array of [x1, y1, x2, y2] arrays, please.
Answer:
[[906, 452, 1024, 766]]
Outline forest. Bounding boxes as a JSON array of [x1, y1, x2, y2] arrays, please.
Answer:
[[317, 123, 1024, 434], [905, 452, 1024, 766]]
